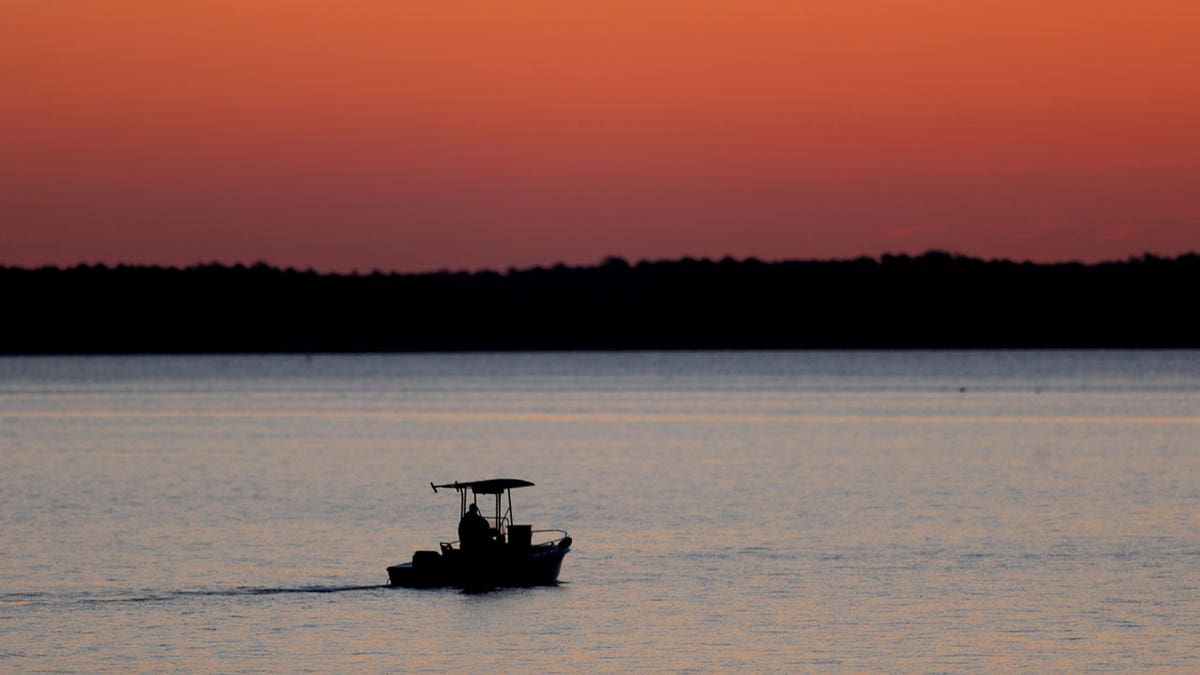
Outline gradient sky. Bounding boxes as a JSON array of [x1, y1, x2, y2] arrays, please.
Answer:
[[2, 1, 1198, 272]]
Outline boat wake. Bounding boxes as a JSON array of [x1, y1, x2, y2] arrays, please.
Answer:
[[172, 584, 390, 599], [3, 585, 390, 608]]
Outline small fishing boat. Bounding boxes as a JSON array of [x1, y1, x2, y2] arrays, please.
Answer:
[[387, 479, 572, 589]]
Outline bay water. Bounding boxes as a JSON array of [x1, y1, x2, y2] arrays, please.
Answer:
[[2, 351, 1198, 672]]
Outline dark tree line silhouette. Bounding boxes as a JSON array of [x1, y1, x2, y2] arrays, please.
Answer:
[[2, 251, 1197, 354]]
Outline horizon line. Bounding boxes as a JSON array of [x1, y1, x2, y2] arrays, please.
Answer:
[[3, 249, 1198, 278]]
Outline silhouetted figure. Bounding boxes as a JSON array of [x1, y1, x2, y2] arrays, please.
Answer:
[[458, 503, 490, 551]]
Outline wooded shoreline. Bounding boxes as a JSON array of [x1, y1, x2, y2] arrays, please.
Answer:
[[4, 251, 1197, 354]]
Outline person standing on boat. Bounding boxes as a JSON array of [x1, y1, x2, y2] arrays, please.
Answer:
[[458, 503, 490, 550]]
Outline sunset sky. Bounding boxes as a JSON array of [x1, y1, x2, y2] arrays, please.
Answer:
[[2, 1, 1198, 272]]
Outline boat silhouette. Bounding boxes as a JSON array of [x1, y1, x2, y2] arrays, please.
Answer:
[[387, 479, 572, 589]]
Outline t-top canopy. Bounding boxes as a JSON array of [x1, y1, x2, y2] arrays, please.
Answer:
[[431, 479, 535, 495]]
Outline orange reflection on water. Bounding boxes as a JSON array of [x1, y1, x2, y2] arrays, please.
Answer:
[[2, 410, 1198, 426]]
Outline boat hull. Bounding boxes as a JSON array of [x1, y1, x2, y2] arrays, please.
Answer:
[[388, 539, 571, 589]]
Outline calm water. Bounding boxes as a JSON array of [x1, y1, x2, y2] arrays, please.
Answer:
[[2, 351, 1199, 672]]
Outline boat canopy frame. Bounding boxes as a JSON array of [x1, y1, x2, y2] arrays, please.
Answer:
[[431, 479, 536, 537]]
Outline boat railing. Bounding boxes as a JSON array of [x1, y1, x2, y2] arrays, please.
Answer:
[[439, 529, 569, 552], [531, 529, 569, 546]]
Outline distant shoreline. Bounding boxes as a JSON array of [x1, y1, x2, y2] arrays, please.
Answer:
[[4, 251, 1198, 354]]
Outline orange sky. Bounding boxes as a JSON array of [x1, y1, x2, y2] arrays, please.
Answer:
[[2, 1, 1197, 271]]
